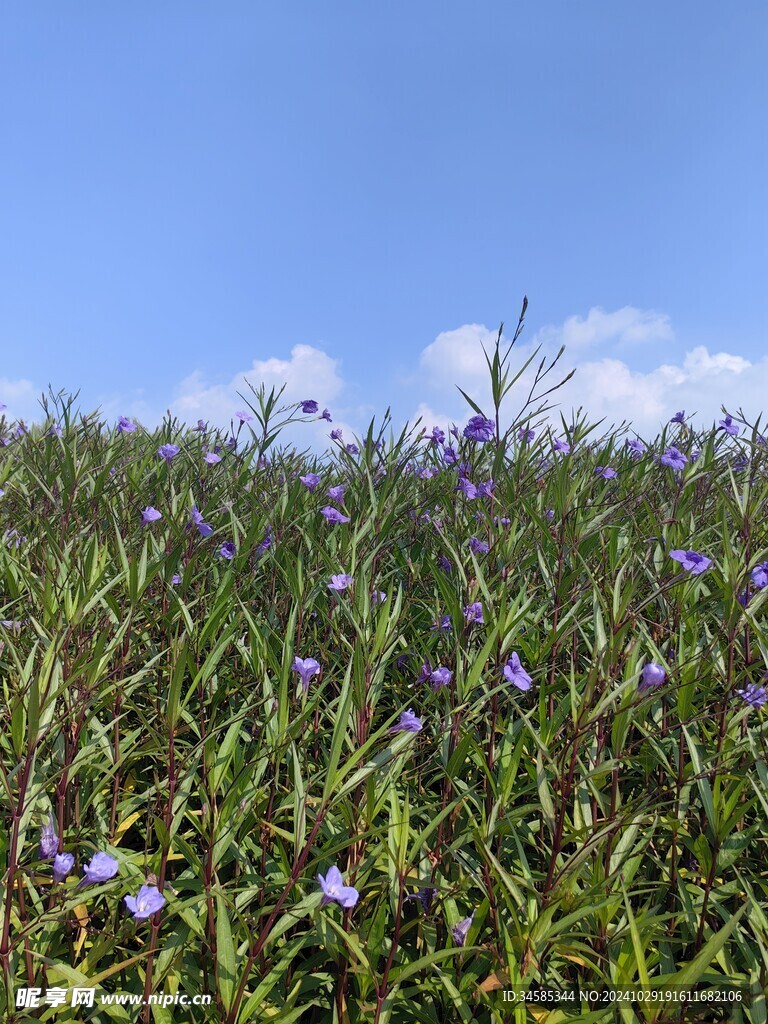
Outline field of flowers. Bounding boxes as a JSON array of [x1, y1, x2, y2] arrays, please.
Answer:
[[1, 311, 768, 1022]]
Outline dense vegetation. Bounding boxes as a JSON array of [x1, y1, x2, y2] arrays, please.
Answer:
[[1, 309, 767, 1022]]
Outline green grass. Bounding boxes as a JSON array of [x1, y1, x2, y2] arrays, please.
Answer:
[[1, 315, 767, 1022]]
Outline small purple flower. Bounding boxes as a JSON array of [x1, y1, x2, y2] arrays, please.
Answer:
[[464, 415, 495, 443], [125, 884, 166, 920], [670, 410, 686, 424], [317, 866, 359, 908], [430, 614, 452, 632], [442, 446, 458, 465], [195, 419, 208, 432], [405, 887, 437, 912], [117, 416, 137, 434], [292, 656, 321, 692], [660, 446, 688, 471], [321, 506, 350, 524], [328, 573, 353, 591], [751, 562, 768, 589], [477, 479, 495, 498], [553, 437, 571, 454], [330, 428, 343, 441], [346, 443, 360, 455], [738, 588, 750, 607], [438, 555, 453, 573], [429, 667, 453, 690], [203, 452, 221, 465], [456, 477, 477, 500], [718, 415, 739, 437], [226, 435, 237, 450], [0, 619, 23, 632], [469, 536, 489, 555], [451, 911, 475, 947], [669, 549, 712, 575], [79, 852, 119, 887], [390, 709, 423, 733], [371, 590, 387, 606], [503, 653, 532, 691], [53, 852, 75, 883], [189, 506, 214, 537], [595, 466, 617, 480], [171, 573, 182, 585], [158, 443, 180, 463], [219, 542, 236, 560], [464, 602, 484, 625], [321, 408, 332, 422], [417, 466, 436, 480], [546, 509, 555, 522], [300, 399, 319, 414], [5, 530, 25, 549], [235, 410, 253, 423], [40, 813, 58, 860], [327, 484, 346, 502], [518, 427, 535, 444], [257, 528, 273, 554], [626, 438, 646, 458], [639, 662, 666, 691], [430, 427, 445, 445], [300, 473, 321, 492], [690, 449, 701, 463], [141, 506, 163, 524], [737, 683, 768, 710]]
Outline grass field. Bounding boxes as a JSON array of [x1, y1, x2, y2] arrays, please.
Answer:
[[1, 312, 767, 1022]]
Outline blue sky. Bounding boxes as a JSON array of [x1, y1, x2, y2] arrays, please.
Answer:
[[1, 3, 767, 445]]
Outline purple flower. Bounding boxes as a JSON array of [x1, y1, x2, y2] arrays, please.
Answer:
[[141, 506, 163, 524], [669, 549, 712, 575], [670, 410, 686, 424], [405, 887, 436, 913], [718, 415, 739, 436], [40, 813, 58, 860], [5, 530, 25, 549], [53, 852, 75, 883], [430, 427, 445, 445], [430, 615, 452, 631], [737, 683, 768, 709], [0, 619, 23, 632], [518, 427, 535, 444], [328, 573, 353, 591], [203, 452, 221, 465], [257, 528, 273, 554], [477, 479, 495, 498], [417, 466, 436, 480], [195, 419, 208, 432], [321, 408, 332, 422], [456, 477, 478, 500], [442, 446, 458, 465], [321, 506, 350, 524], [300, 473, 321, 492], [189, 506, 214, 537], [317, 866, 359, 908], [503, 653, 532, 691], [301, 400, 319, 414], [79, 852, 119, 887], [171, 573, 182, 585], [330, 428, 343, 441], [125, 884, 166, 920], [738, 588, 750, 607], [235, 410, 253, 423], [626, 438, 646, 458], [390, 709, 423, 733], [292, 656, 320, 692], [346, 443, 360, 455], [553, 437, 571, 454], [469, 536, 489, 555], [639, 662, 666, 691], [546, 509, 555, 522], [660, 446, 688, 471], [429, 667, 453, 690], [371, 590, 387, 606], [438, 555, 453, 573], [158, 444, 180, 463], [595, 466, 617, 480], [116, 416, 137, 434], [327, 484, 346, 502], [451, 911, 475, 946], [751, 562, 768, 589], [464, 415, 495, 443], [463, 602, 484, 625], [226, 435, 237, 450], [219, 542, 236, 560]]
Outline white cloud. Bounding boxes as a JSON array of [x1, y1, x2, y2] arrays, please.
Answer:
[[535, 305, 674, 351], [0, 377, 41, 423]]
